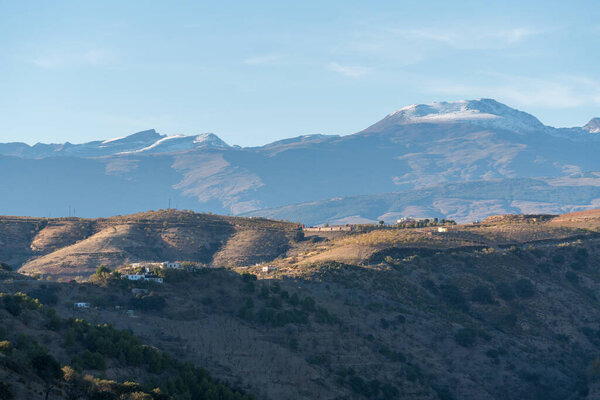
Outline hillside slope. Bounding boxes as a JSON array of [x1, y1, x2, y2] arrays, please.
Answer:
[[3, 210, 600, 399], [0, 210, 298, 281]]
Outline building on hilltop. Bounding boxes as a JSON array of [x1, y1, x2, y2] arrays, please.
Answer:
[[123, 274, 163, 283], [162, 261, 182, 269]]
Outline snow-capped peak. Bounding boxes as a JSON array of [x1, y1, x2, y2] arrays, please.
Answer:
[[371, 98, 547, 134], [193, 133, 229, 147], [583, 118, 600, 134], [117, 132, 229, 154]]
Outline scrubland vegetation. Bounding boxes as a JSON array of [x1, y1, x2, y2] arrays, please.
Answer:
[[2, 209, 600, 399]]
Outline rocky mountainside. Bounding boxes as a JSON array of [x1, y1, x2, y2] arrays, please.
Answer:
[[1, 99, 599, 223]]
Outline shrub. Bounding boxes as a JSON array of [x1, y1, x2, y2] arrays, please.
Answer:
[[0, 340, 12, 355], [454, 328, 477, 347], [565, 271, 579, 285], [28, 285, 59, 306], [514, 279, 535, 298], [130, 293, 166, 311], [301, 296, 316, 312], [471, 285, 494, 304], [293, 230, 305, 242], [440, 284, 468, 311], [496, 282, 515, 301], [241, 272, 257, 282], [287, 293, 299, 306], [96, 265, 112, 276], [73, 350, 107, 370]]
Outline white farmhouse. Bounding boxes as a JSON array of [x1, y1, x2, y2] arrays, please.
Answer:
[[74, 302, 90, 309], [123, 274, 145, 281], [145, 275, 164, 283], [164, 261, 182, 269]]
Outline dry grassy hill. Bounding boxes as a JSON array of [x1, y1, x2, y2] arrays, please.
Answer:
[[0, 210, 299, 281]]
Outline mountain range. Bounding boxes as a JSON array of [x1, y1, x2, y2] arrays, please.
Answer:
[[2, 98, 599, 223]]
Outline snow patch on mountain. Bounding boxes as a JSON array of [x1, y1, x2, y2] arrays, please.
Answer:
[[380, 99, 547, 134], [583, 118, 600, 134]]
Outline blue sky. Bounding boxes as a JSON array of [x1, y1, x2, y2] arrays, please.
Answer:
[[1, 0, 600, 146]]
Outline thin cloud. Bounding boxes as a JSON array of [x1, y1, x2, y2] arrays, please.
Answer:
[[396, 27, 542, 50], [327, 62, 371, 78]]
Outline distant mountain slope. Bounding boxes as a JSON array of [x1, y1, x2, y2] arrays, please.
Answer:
[[1, 99, 599, 222], [244, 178, 600, 225]]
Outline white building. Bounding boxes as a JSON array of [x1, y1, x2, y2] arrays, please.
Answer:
[[74, 302, 90, 309], [438, 227, 448, 233], [145, 275, 163, 283], [122, 274, 163, 283], [123, 274, 145, 281], [163, 261, 182, 269], [262, 266, 274, 273]]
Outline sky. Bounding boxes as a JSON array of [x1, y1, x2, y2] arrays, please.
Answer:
[[1, 0, 600, 147]]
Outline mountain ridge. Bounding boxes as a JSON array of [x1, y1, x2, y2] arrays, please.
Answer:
[[1, 98, 599, 224], [2, 99, 599, 159]]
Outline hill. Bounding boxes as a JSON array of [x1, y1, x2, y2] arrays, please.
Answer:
[[0, 290, 251, 400], [0, 210, 299, 281], [3, 210, 600, 399], [1, 99, 600, 224]]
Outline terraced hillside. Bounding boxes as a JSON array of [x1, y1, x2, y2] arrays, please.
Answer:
[[0, 210, 299, 281]]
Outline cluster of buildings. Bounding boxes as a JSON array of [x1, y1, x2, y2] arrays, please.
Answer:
[[130, 261, 183, 270], [120, 260, 188, 283]]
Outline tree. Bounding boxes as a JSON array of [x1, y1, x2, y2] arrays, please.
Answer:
[[31, 354, 63, 400], [62, 366, 91, 400], [378, 220, 385, 226], [95, 265, 111, 277]]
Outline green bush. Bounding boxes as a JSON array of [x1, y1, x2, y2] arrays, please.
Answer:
[[514, 279, 535, 298], [496, 282, 515, 301], [471, 285, 494, 304], [565, 271, 579, 285], [440, 284, 468, 311], [28, 285, 59, 305], [73, 350, 107, 371], [130, 293, 166, 311]]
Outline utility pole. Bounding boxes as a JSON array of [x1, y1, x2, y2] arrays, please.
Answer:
[[168, 198, 171, 209]]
